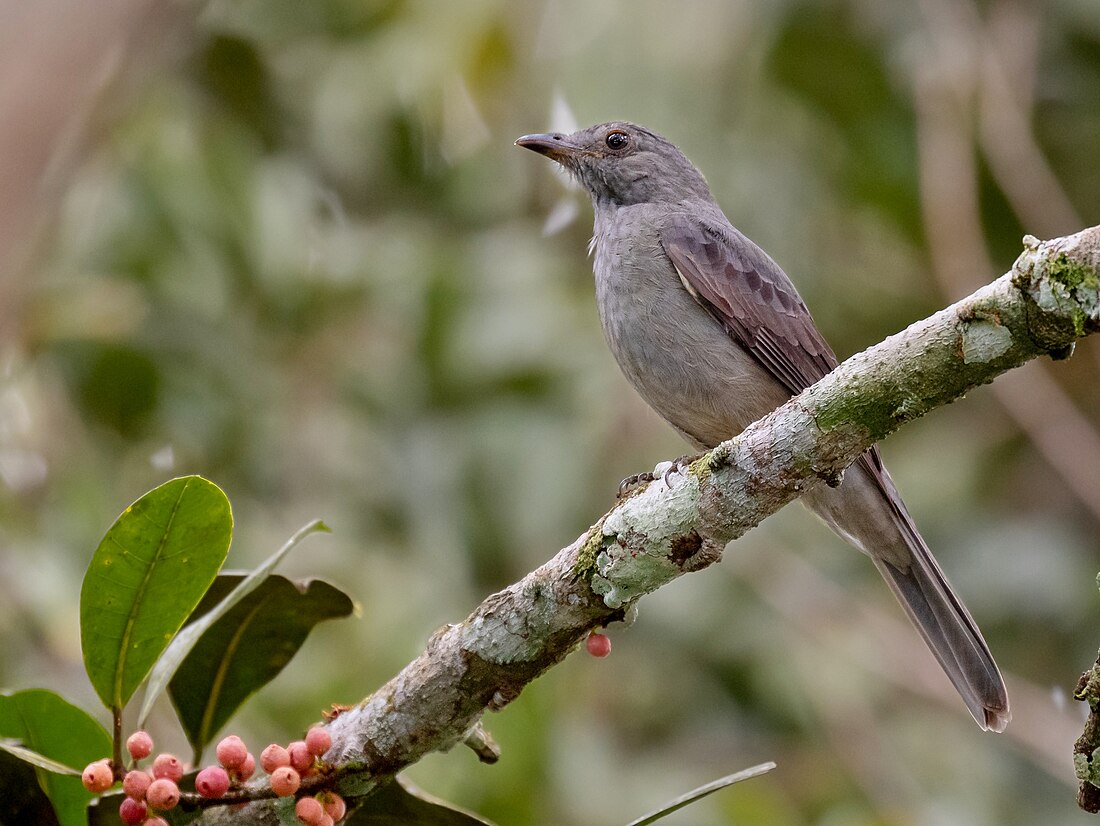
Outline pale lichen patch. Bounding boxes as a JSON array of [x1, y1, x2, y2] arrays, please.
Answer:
[[960, 318, 1013, 363], [590, 475, 702, 608]]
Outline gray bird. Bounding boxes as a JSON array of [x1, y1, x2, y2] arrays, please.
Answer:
[[517, 121, 1009, 731]]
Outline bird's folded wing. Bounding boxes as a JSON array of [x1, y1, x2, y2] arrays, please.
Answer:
[[660, 214, 839, 396], [662, 214, 918, 539]]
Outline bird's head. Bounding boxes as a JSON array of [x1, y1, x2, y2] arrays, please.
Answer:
[[516, 122, 712, 207]]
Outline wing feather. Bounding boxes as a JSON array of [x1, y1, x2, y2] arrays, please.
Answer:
[[661, 215, 838, 396]]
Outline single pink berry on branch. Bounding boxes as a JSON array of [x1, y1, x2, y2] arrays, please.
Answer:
[[305, 726, 332, 757], [586, 631, 612, 658], [122, 769, 152, 800], [318, 790, 346, 820], [216, 734, 248, 770], [195, 765, 231, 798], [287, 740, 313, 773], [235, 750, 256, 781], [126, 730, 154, 761], [261, 743, 290, 772], [151, 753, 184, 782], [146, 777, 181, 810], [295, 795, 325, 825], [269, 765, 301, 797], [81, 759, 114, 793], [118, 796, 147, 825]]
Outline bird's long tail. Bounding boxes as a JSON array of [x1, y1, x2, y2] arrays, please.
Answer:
[[805, 450, 1010, 731], [871, 533, 1010, 731]]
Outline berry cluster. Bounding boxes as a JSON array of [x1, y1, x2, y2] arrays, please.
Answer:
[[80, 730, 191, 825], [259, 726, 335, 798], [80, 726, 344, 824], [257, 725, 345, 824]]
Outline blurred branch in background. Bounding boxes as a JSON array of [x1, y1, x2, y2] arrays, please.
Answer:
[[913, 0, 1100, 522]]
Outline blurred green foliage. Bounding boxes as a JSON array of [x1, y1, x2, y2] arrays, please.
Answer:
[[3, 1, 1100, 824]]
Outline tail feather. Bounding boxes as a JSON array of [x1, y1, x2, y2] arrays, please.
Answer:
[[804, 449, 1010, 730], [872, 548, 1010, 732]]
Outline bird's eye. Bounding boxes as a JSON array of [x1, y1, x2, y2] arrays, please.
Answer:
[[605, 130, 629, 150]]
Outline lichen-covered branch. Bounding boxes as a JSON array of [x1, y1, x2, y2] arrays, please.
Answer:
[[194, 226, 1100, 823], [1074, 652, 1100, 812]]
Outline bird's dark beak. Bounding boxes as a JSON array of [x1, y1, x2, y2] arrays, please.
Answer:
[[515, 133, 575, 163]]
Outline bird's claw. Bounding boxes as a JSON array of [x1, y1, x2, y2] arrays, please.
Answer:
[[618, 472, 655, 498], [662, 453, 705, 487], [619, 453, 708, 498], [662, 463, 682, 487]]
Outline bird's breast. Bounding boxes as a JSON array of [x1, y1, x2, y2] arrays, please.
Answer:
[[590, 209, 789, 447]]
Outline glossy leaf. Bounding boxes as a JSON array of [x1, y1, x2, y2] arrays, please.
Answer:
[[138, 519, 329, 727], [169, 574, 354, 754], [0, 689, 112, 826], [0, 741, 81, 775], [80, 476, 233, 710], [623, 762, 777, 826], [347, 776, 496, 825]]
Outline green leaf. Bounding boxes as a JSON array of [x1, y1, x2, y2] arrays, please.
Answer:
[[80, 476, 233, 710], [347, 775, 496, 825], [622, 762, 777, 826], [169, 574, 354, 755], [0, 741, 81, 775], [0, 689, 113, 826], [273, 794, 299, 825], [138, 519, 329, 727]]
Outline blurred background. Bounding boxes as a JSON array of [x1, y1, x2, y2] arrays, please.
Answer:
[[1, 0, 1099, 823]]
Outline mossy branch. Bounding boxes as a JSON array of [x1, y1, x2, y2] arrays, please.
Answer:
[[193, 226, 1100, 824]]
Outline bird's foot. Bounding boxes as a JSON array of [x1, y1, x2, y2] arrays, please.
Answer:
[[661, 452, 707, 487], [618, 453, 710, 499], [617, 471, 656, 498]]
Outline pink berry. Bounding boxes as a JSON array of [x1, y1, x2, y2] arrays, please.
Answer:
[[126, 730, 154, 760], [216, 734, 248, 770], [260, 743, 290, 772], [151, 753, 183, 782], [146, 778, 180, 810], [319, 791, 346, 820], [287, 740, 313, 772], [305, 726, 332, 758], [320, 815, 334, 826], [144, 818, 170, 826], [586, 632, 611, 657], [195, 765, 230, 798], [81, 759, 114, 793], [296, 796, 325, 825], [122, 770, 152, 800], [236, 750, 256, 780], [118, 796, 147, 825], [269, 766, 301, 797]]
